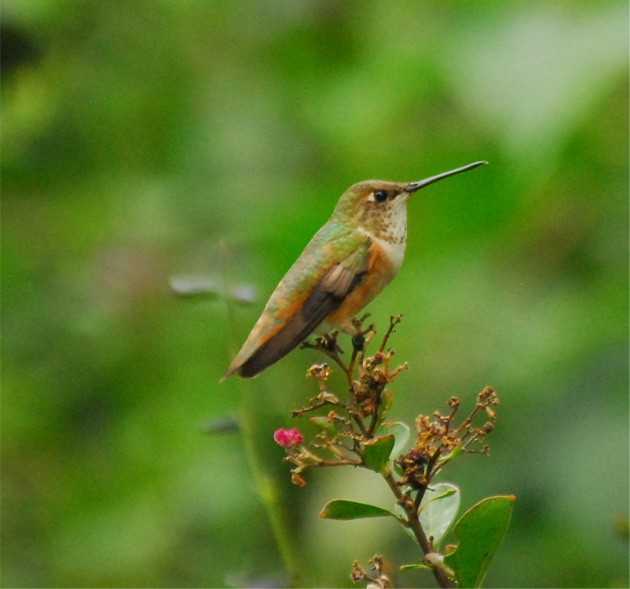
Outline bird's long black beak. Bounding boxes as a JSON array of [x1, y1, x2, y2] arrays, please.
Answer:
[[406, 161, 487, 193]]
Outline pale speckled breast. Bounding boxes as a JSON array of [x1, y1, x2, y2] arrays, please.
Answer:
[[358, 228, 406, 272]]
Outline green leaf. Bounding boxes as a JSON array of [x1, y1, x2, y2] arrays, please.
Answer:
[[377, 389, 393, 424], [381, 421, 410, 458], [400, 563, 431, 572], [319, 499, 396, 520], [362, 434, 395, 473], [418, 483, 461, 549], [395, 483, 461, 547], [444, 495, 516, 588], [418, 487, 458, 512], [438, 441, 462, 464]]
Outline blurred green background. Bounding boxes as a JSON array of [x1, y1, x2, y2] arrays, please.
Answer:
[[2, 1, 628, 587]]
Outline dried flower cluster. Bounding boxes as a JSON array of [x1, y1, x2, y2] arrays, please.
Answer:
[[351, 555, 392, 589], [274, 316, 406, 485], [274, 316, 498, 492], [271, 316, 500, 588], [396, 387, 498, 504]]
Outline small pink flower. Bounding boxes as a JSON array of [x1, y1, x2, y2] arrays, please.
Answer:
[[274, 427, 304, 447]]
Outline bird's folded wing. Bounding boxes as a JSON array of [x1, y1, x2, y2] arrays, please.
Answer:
[[236, 243, 371, 377]]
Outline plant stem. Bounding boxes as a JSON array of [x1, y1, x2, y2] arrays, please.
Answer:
[[222, 247, 302, 586], [239, 394, 302, 586], [383, 472, 452, 588]]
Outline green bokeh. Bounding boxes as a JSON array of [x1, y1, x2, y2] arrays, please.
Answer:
[[2, 1, 628, 587]]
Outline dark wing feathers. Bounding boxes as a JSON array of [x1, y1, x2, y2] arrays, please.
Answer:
[[238, 263, 366, 377]]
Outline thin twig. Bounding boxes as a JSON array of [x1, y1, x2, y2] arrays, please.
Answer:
[[382, 472, 451, 588]]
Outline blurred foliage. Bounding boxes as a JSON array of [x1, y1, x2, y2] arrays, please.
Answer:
[[1, 1, 628, 587]]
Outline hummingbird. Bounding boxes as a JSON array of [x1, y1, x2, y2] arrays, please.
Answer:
[[222, 161, 486, 380]]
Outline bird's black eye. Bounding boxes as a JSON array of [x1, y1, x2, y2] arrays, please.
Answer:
[[374, 190, 388, 203]]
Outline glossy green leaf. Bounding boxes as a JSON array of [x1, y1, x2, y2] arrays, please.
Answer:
[[362, 434, 395, 473], [418, 487, 458, 512], [418, 483, 461, 549], [319, 499, 396, 520], [381, 421, 410, 459], [444, 495, 515, 588]]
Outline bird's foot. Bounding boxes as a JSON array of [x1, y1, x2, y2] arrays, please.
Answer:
[[352, 333, 365, 352], [320, 331, 342, 354], [351, 314, 376, 353]]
